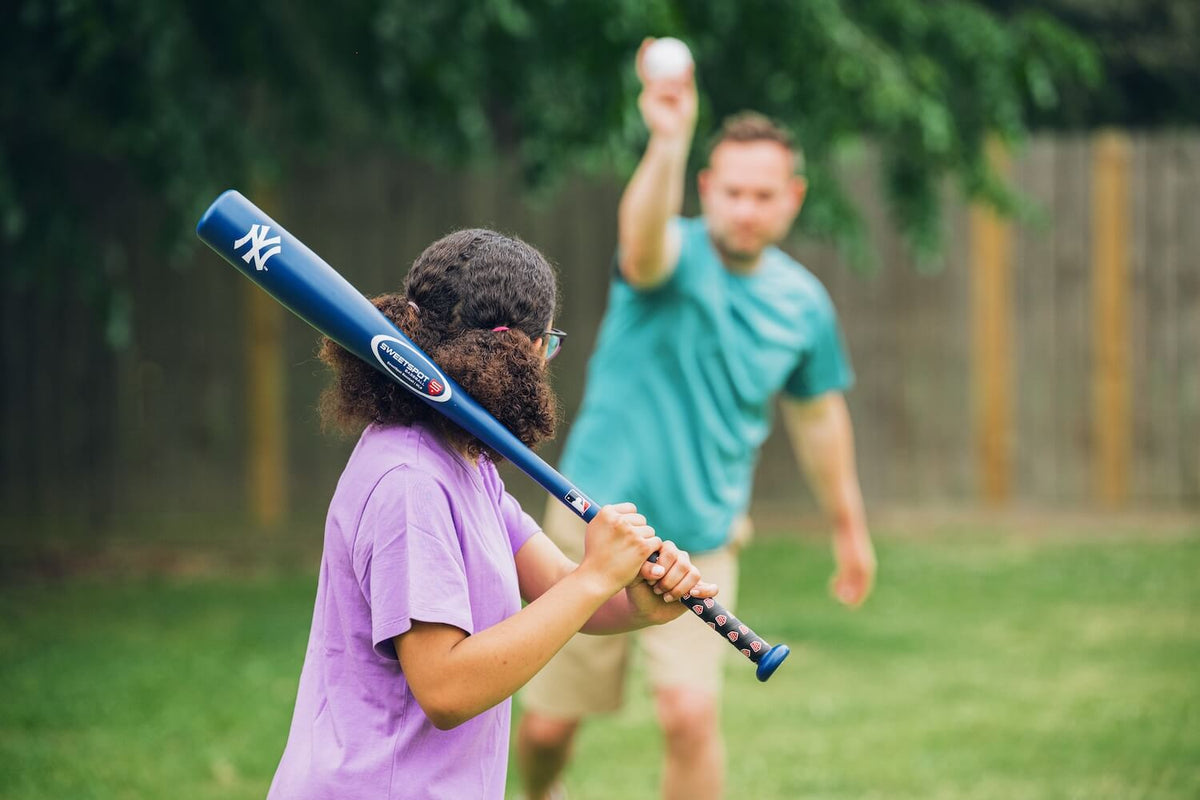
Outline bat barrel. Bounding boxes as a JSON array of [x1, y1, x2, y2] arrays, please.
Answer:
[[197, 190, 395, 370]]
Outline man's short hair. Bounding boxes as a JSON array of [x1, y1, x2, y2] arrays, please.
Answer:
[[706, 112, 805, 173]]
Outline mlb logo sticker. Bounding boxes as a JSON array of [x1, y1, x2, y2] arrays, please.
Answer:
[[750, 641, 762, 653], [715, 615, 727, 626], [427, 379, 444, 396], [727, 631, 739, 642], [692, 604, 704, 615], [564, 490, 592, 515]]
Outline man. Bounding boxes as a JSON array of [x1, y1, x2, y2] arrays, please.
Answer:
[[517, 39, 877, 800]]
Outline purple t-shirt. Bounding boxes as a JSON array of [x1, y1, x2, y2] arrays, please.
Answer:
[[267, 423, 541, 800]]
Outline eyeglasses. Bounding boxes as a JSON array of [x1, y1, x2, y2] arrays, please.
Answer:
[[543, 328, 567, 361]]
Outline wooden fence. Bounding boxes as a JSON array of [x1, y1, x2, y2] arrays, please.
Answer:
[[1, 132, 1196, 532]]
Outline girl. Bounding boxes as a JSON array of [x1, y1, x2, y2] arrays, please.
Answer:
[[267, 229, 716, 800]]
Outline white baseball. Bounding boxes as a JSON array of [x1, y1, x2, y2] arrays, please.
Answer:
[[642, 37, 693, 80]]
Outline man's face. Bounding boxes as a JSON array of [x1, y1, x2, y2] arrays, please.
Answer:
[[698, 140, 806, 266]]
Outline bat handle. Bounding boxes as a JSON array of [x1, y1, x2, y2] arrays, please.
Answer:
[[684, 593, 790, 682], [647, 553, 790, 682]]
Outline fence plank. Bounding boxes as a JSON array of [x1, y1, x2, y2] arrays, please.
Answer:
[[242, 187, 287, 528], [1013, 137, 1060, 502], [941, 189, 975, 501], [1176, 137, 1200, 504], [1145, 134, 1183, 501], [1127, 134, 1151, 500], [971, 137, 1014, 505], [1052, 136, 1092, 503], [1090, 131, 1132, 506]]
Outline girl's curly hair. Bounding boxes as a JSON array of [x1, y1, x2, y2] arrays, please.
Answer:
[[318, 229, 559, 460]]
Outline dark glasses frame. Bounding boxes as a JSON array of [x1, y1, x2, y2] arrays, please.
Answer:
[[543, 327, 567, 361]]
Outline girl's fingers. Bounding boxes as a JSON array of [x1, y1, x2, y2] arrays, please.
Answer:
[[660, 563, 701, 603], [642, 537, 663, 559], [648, 541, 678, 592], [641, 560, 666, 581], [654, 545, 700, 603], [684, 580, 719, 599]]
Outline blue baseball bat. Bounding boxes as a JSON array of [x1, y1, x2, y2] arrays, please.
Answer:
[[196, 190, 789, 681]]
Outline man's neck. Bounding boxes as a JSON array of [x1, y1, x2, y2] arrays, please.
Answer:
[[709, 235, 764, 275], [722, 255, 762, 274]]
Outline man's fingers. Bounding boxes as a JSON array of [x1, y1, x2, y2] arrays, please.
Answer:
[[831, 571, 869, 607], [635, 37, 655, 83]]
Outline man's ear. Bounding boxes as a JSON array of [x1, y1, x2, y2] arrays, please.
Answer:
[[790, 175, 808, 213]]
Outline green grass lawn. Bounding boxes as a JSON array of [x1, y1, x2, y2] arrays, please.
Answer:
[[1, 522, 1197, 799]]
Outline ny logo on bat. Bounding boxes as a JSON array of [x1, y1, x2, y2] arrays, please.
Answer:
[[234, 224, 282, 271]]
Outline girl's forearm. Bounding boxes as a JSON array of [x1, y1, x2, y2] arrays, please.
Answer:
[[405, 567, 613, 729]]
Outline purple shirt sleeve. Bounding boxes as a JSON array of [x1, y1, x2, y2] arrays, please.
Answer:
[[498, 486, 541, 554], [480, 459, 541, 553], [353, 466, 476, 659]]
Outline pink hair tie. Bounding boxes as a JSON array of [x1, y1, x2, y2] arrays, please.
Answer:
[[492, 326, 510, 332]]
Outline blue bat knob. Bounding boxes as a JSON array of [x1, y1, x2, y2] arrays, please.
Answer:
[[755, 644, 790, 682]]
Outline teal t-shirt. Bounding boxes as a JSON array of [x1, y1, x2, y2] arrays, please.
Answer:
[[558, 217, 855, 553]]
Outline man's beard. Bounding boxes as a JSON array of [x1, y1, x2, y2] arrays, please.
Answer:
[[710, 228, 771, 269]]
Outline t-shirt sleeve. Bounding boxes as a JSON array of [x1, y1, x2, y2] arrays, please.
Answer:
[[498, 489, 541, 554], [613, 217, 705, 296], [483, 462, 541, 553], [352, 466, 475, 659], [784, 285, 856, 399]]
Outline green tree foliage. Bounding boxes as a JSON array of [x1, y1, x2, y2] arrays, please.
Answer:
[[1, 1, 390, 343], [0, 0, 1099, 342], [986, 0, 1200, 127]]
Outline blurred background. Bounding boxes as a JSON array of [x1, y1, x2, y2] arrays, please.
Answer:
[[1, 1, 1197, 798]]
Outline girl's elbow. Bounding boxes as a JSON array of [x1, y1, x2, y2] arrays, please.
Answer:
[[428, 709, 466, 731], [415, 689, 472, 730]]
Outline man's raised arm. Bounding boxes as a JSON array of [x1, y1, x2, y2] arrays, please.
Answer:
[[617, 39, 698, 290]]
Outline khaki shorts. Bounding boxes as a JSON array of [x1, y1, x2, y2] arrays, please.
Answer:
[[520, 499, 752, 717]]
